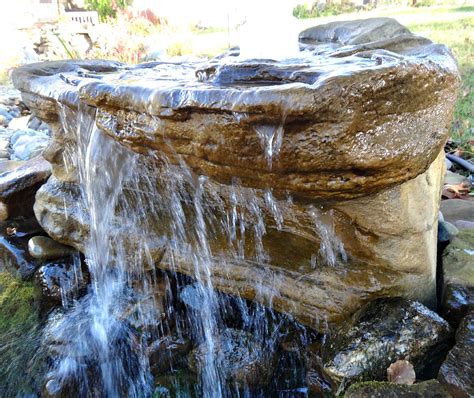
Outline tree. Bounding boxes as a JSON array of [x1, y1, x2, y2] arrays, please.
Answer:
[[84, 0, 133, 21]]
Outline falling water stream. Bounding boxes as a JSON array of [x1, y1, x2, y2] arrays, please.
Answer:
[[33, 96, 347, 397]]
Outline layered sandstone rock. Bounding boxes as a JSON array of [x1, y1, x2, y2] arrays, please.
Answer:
[[11, 18, 459, 329]]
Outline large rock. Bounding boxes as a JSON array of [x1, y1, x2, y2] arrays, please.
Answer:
[[440, 229, 474, 327], [12, 18, 458, 200], [321, 297, 453, 393], [11, 18, 458, 329], [438, 311, 474, 398]]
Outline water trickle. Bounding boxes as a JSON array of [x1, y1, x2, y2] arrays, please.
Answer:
[[253, 122, 285, 169]]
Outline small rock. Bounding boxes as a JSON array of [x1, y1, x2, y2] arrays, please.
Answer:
[[345, 380, 452, 397], [438, 311, 474, 398], [440, 200, 474, 225], [0, 108, 13, 126], [440, 229, 474, 327], [10, 130, 50, 161], [439, 221, 459, 244], [321, 297, 453, 393], [444, 170, 469, 186], [188, 328, 277, 388], [28, 236, 75, 260], [387, 360, 416, 385]]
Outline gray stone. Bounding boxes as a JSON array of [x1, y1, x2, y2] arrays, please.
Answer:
[[299, 18, 411, 46], [439, 221, 460, 244], [445, 170, 469, 186], [35, 256, 87, 307], [438, 311, 474, 398], [10, 129, 50, 161], [440, 200, 474, 224], [322, 297, 453, 393], [28, 236, 75, 260]]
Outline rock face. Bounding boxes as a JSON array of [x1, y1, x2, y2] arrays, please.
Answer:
[[11, 18, 459, 329], [438, 311, 474, 398], [321, 297, 453, 392], [440, 229, 474, 327]]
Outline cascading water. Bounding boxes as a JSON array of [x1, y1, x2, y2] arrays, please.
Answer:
[[39, 95, 346, 396]]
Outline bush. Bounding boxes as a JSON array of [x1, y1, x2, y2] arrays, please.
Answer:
[[84, 0, 133, 21]]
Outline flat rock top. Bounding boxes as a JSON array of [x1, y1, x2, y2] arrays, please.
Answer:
[[11, 18, 460, 200], [12, 18, 458, 118]]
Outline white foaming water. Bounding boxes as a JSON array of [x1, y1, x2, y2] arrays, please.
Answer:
[[239, 0, 300, 60]]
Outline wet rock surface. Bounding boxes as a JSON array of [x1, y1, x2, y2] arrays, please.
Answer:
[[321, 297, 453, 392], [12, 18, 459, 200], [345, 380, 452, 397], [438, 311, 474, 398], [440, 229, 474, 327], [188, 328, 277, 388], [35, 254, 88, 308], [8, 18, 456, 330], [28, 235, 76, 260]]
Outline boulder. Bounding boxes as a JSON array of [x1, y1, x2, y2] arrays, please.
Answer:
[[11, 18, 458, 330], [345, 380, 452, 398], [438, 311, 474, 398], [321, 297, 453, 393], [440, 229, 474, 327]]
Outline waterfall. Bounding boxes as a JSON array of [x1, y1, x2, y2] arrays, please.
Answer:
[[41, 101, 345, 397]]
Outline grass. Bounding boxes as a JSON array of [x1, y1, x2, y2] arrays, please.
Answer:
[[405, 16, 473, 144]]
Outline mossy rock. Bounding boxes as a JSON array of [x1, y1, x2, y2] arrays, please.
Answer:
[[0, 270, 40, 334], [345, 380, 452, 397], [0, 269, 45, 396]]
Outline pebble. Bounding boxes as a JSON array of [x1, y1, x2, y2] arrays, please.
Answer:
[[28, 236, 75, 260]]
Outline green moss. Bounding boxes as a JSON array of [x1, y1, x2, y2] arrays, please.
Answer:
[[345, 380, 452, 397], [0, 270, 44, 396], [0, 271, 39, 334]]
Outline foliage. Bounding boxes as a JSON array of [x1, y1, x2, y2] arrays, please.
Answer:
[[84, 0, 133, 21], [293, 2, 356, 19]]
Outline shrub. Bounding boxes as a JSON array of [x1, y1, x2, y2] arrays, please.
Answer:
[[84, 0, 133, 21]]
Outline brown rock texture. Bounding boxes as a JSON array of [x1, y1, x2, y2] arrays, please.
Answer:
[[11, 18, 459, 329]]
